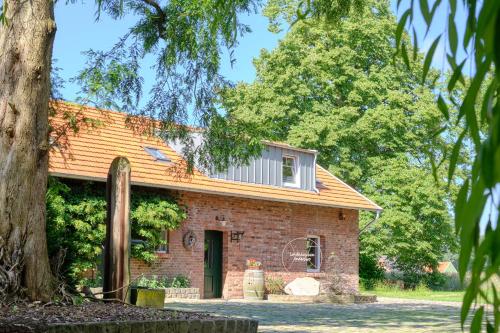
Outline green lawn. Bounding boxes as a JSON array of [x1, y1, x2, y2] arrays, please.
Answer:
[[364, 289, 465, 302]]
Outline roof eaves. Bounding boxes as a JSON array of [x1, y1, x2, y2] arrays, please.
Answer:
[[263, 140, 318, 155], [49, 171, 381, 212]]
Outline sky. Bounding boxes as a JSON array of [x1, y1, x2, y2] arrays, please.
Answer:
[[52, 0, 497, 229], [53, 2, 285, 101]]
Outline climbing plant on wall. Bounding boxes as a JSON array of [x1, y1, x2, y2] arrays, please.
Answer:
[[46, 177, 186, 286]]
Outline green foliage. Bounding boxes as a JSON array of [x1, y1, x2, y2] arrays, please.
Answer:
[[221, 0, 457, 283], [46, 178, 106, 287], [46, 177, 186, 285], [424, 272, 448, 291], [79, 274, 103, 288], [392, 1, 500, 331], [134, 274, 191, 289], [130, 192, 186, 262], [298, 0, 500, 327], [359, 253, 385, 290], [265, 276, 286, 295], [71, 0, 263, 173], [169, 275, 191, 288]]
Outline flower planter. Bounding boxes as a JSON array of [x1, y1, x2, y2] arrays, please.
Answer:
[[130, 287, 166, 308], [243, 269, 265, 300]]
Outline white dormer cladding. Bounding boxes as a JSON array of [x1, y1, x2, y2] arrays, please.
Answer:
[[210, 142, 318, 192]]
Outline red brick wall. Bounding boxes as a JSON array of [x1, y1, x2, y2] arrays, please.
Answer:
[[131, 191, 359, 299]]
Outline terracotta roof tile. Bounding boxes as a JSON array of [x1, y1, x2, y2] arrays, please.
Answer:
[[48, 102, 382, 211]]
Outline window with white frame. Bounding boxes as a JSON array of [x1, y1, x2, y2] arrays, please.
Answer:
[[156, 230, 169, 253], [306, 236, 321, 272], [282, 155, 299, 187]]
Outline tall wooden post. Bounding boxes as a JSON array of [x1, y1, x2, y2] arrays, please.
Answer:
[[103, 157, 131, 302]]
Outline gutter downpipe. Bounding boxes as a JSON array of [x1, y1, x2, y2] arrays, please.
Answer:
[[312, 152, 319, 193], [359, 210, 381, 235]]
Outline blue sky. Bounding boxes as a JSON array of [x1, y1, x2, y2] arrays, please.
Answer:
[[52, 0, 465, 100], [53, 0, 497, 229], [53, 2, 285, 101]]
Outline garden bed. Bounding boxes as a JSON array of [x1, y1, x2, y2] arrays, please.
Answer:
[[0, 303, 258, 333]]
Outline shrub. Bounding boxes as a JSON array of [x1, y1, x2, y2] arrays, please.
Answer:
[[135, 275, 169, 289], [265, 276, 285, 295], [133, 274, 191, 288], [46, 177, 186, 287], [424, 272, 447, 290], [359, 253, 385, 290], [79, 274, 103, 288], [170, 275, 191, 288]]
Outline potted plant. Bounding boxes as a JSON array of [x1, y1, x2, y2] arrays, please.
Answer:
[[129, 275, 167, 308], [246, 258, 262, 270]]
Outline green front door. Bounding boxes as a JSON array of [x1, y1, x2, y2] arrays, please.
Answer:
[[204, 230, 223, 298]]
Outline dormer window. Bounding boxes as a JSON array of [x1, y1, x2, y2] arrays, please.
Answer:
[[144, 147, 170, 162], [283, 155, 299, 187]]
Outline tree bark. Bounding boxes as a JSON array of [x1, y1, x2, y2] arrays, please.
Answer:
[[0, 0, 56, 301]]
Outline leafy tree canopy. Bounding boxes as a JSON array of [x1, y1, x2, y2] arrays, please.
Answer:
[[220, 0, 457, 279]]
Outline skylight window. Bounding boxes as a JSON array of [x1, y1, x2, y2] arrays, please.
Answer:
[[144, 147, 170, 162]]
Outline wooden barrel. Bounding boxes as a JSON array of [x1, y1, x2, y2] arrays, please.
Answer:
[[243, 269, 265, 300]]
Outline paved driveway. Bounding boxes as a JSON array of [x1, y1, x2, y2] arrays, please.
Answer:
[[166, 298, 463, 332]]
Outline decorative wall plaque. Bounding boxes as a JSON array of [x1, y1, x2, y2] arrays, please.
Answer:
[[183, 230, 197, 250]]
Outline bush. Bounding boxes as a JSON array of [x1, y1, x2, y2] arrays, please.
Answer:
[[79, 275, 102, 288], [170, 275, 191, 288], [133, 274, 191, 288], [46, 177, 186, 287], [265, 276, 285, 295], [359, 253, 385, 290], [424, 272, 447, 290]]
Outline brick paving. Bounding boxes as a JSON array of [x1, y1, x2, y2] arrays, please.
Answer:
[[166, 297, 463, 332]]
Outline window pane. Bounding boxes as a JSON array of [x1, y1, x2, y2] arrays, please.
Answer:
[[282, 156, 296, 184], [306, 237, 319, 270], [156, 230, 169, 253], [145, 147, 170, 162]]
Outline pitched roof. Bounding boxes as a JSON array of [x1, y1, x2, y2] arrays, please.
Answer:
[[48, 101, 382, 212], [437, 261, 458, 274]]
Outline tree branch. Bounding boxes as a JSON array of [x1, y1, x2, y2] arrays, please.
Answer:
[[139, 0, 166, 37]]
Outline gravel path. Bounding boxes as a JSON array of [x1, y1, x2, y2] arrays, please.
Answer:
[[166, 297, 463, 332]]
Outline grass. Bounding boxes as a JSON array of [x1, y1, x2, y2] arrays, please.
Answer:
[[361, 284, 465, 302]]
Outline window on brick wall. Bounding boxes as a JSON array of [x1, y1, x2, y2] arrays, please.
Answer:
[[156, 230, 169, 253], [306, 236, 321, 272]]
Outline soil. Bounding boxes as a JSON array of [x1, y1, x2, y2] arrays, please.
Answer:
[[0, 302, 214, 332]]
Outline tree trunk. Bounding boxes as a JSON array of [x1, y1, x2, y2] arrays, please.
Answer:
[[0, 0, 56, 301]]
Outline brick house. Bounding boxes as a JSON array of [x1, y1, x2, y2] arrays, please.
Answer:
[[49, 102, 382, 299]]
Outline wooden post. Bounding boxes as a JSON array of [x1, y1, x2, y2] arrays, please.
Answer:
[[103, 157, 131, 302]]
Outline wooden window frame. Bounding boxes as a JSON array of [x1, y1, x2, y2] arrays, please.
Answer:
[[306, 235, 321, 273], [156, 230, 169, 254], [282, 154, 300, 188]]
